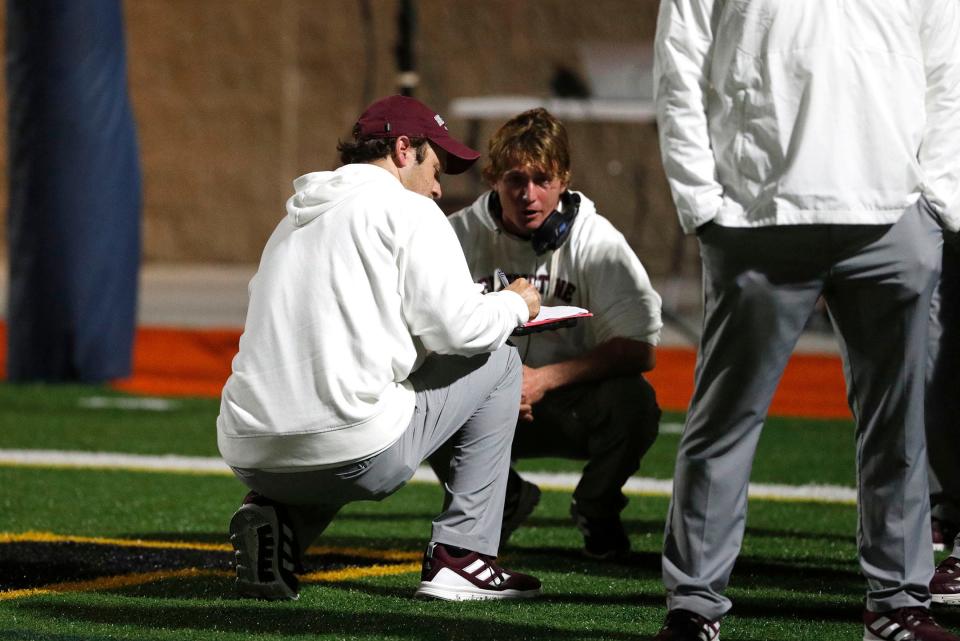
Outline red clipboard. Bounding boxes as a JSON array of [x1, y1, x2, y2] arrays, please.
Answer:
[[512, 307, 593, 336]]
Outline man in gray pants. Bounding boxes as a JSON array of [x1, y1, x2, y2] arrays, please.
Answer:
[[653, 1, 960, 639], [218, 95, 543, 602]]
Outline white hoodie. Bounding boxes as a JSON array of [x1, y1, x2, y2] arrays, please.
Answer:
[[448, 191, 662, 368], [217, 164, 528, 471], [654, 0, 960, 234]]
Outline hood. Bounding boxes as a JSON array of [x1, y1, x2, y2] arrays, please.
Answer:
[[285, 164, 398, 227]]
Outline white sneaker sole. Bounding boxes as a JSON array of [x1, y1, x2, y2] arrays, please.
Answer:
[[414, 582, 541, 601], [229, 503, 299, 601], [932, 592, 960, 605]]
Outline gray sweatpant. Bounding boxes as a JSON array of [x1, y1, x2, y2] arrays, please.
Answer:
[[663, 201, 943, 619], [431, 373, 661, 519], [232, 344, 522, 557]]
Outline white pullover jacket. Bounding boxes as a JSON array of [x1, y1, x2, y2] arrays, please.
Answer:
[[217, 164, 528, 470], [654, 0, 960, 234], [448, 191, 662, 368]]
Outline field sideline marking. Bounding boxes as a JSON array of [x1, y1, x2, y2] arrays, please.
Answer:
[[0, 448, 857, 504], [304, 562, 421, 582], [0, 531, 420, 560], [78, 396, 182, 412], [0, 567, 226, 601], [0, 531, 422, 601], [0, 530, 230, 552], [0, 565, 422, 601]]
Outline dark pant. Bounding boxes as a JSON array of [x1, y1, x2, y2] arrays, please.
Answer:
[[511, 374, 660, 517], [926, 240, 960, 551]]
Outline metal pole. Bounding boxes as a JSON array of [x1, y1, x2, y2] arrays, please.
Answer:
[[395, 0, 417, 96]]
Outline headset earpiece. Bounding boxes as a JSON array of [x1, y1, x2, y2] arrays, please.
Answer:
[[530, 191, 580, 255], [488, 190, 580, 255]]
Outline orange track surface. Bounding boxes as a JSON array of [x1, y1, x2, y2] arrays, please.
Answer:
[[0, 322, 851, 420]]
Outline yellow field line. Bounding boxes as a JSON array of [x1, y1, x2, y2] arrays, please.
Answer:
[[0, 531, 421, 600], [0, 564, 420, 601], [304, 562, 421, 582], [0, 532, 421, 560], [0, 568, 230, 601], [0, 531, 231, 552]]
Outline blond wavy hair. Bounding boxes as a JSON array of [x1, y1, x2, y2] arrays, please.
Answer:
[[482, 108, 571, 186]]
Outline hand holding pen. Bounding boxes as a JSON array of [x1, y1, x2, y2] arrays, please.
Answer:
[[494, 267, 540, 320], [495, 268, 510, 290]]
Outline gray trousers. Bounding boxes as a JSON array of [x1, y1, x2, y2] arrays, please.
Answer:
[[232, 344, 522, 557], [431, 374, 660, 518], [926, 241, 960, 553], [663, 201, 942, 619]]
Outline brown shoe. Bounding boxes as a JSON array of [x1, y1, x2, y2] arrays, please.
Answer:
[[932, 556, 960, 605], [653, 609, 720, 641], [864, 607, 960, 640]]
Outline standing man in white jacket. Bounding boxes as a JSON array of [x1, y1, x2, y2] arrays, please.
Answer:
[[218, 95, 543, 602], [653, 1, 960, 640]]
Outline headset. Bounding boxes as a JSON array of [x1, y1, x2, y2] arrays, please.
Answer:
[[489, 190, 581, 255]]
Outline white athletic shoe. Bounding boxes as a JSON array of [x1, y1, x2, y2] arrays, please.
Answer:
[[414, 542, 541, 601]]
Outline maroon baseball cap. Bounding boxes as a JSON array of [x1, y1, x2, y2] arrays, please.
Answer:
[[353, 95, 480, 175]]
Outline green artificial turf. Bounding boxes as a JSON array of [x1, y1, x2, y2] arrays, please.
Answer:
[[5, 465, 956, 640], [0, 384, 856, 487], [0, 383, 953, 640], [0, 383, 220, 456]]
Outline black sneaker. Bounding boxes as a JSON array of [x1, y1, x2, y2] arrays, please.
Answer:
[[500, 468, 541, 547], [570, 500, 630, 560], [653, 609, 721, 641], [932, 556, 960, 605], [864, 607, 960, 640], [229, 491, 301, 600], [414, 542, 541, 600], [932, 517, 958, 553]]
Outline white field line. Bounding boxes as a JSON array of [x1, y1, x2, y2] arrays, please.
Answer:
[[659, 422, 684, 435], [0, 448, 857, 504], [78, 396, 182, 412]]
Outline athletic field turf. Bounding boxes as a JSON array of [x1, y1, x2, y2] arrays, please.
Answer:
[[1, 383, 957, 640]]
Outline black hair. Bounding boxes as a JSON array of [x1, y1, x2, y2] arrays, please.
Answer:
[[337, 136, 430, 166]]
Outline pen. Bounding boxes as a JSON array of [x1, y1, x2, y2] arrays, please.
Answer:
[[495, 268, 510, 290]]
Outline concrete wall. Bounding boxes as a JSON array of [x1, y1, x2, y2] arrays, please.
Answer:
[[0, 0, 700, 277]]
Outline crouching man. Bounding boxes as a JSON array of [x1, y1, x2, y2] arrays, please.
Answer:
[[434, 108, 663, 560], [218, 95, 542, 601]]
